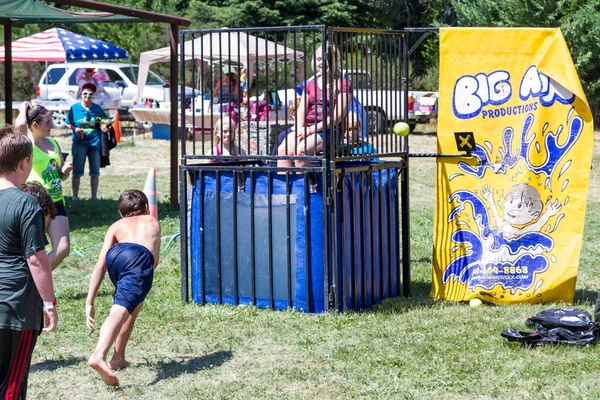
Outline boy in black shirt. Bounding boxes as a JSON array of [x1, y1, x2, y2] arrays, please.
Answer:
[[0, 126, 57, 399]]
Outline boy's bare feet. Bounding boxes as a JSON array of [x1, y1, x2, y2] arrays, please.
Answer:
[[109, 357, 130, 371], [88, 355, 120, 386]]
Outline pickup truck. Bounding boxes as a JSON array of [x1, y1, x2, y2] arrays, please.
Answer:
[[341, 70, 438, 134]]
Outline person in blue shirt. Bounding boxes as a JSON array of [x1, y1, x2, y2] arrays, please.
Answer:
[[66, 82, 109, 200]]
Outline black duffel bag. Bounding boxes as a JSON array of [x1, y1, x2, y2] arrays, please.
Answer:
[[501, 308, 599, 346]]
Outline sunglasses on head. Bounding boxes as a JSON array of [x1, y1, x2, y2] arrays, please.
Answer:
[[26, 105, 49, 125]]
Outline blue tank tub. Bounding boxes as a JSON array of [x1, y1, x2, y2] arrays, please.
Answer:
[[190, 171, 326, 312], [334, 169, 399, 311], [190, 167, 399, 313]]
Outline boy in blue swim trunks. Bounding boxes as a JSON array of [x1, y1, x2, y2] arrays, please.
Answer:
[[86, 189, 160, 386]]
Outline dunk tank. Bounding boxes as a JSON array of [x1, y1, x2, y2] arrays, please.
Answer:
[[179, 26, 426, 312]]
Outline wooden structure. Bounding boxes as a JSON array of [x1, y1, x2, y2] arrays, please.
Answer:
[[1, 0, 191, 206]]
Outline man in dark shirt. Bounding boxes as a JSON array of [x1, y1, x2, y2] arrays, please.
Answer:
[[0, 126, 57, 399]]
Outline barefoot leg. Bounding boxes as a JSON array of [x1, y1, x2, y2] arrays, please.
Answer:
[[109, 360, 130, 371], [110, 302, 143, 370], [88, 304, 129, 386], [88, 354, 120, 386]]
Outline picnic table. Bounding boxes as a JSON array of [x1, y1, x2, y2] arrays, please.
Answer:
[[129, 107, 221, 139]]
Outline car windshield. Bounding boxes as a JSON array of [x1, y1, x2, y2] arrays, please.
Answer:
[[345, 72, 371, 89], [119, 66, 165, 85]]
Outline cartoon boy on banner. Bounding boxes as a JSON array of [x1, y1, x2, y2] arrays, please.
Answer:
[[431, 28, 593, 304]]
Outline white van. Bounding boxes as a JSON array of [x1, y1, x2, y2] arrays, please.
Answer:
[[37, 62, 177, 128], [37, 62, 169, 106]]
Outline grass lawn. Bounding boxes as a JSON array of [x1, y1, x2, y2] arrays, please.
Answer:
[[26, 129, 600, 399]]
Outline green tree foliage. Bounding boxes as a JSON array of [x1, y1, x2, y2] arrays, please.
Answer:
[[364, 0, 454, 91], [0, 24, 56, 101], [187, 0, 377, 29], [0, 0, 448, 100], [0, 0, 181, 100], [370, 0, 427, 29], [70, 0, 181, 64], [453, 0, 600, 119]]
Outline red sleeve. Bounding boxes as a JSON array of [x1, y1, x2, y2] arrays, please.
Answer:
[[339, 78, 352, 94], [305, 78, 316, 96]]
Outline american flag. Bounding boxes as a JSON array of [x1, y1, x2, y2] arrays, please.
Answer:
[[0, 27, 128, 62]]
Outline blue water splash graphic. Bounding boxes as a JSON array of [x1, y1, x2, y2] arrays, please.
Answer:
[[443, 190, 553, 292], [458, 113, 583, 179]]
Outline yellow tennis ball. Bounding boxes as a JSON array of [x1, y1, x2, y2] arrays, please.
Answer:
[[469, 298, 483, 308], [393, 122, 410, 136]]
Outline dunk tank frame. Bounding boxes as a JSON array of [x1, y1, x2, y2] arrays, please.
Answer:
[[178, 26, 465, 312]]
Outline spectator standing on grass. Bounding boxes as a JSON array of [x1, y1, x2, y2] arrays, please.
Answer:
[[16, 103, 73, 269], [66, 82, 109, 200], [0, 126, 57, 399], [19, 182, 58, 225], [344, 111, 378, 159], [213, 72, 240, 105]]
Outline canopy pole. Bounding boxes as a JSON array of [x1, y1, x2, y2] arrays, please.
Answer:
[[170, 23, 179, 208], [127, 57, 136, 84], [64, 59, 68, 104], [45, 61, 49, 100], [4, 24, 12, 125], [50, 0, 191, 26]]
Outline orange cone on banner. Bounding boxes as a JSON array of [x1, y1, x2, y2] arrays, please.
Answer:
[[113, 112, 121, 143], [143, 168, 158, 219]]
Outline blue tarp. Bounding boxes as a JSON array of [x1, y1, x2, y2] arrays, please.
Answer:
[[57, 28, 128, 61], [191, 172, 325, 312], [0, 28, 128, 63]]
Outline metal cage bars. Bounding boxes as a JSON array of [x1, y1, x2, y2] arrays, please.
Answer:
[[178, 26, 427, 164], [178, 26, 436, 309]]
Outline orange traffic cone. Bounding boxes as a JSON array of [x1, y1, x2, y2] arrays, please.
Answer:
[[113, 112, 121, 143], [143, 168, 158, 219]]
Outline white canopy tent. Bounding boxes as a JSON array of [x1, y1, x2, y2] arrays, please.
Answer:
[[136, 30, 305, 104]]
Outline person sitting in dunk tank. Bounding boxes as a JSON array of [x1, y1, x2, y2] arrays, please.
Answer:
[[343, 111, 378, 159], [277, 44, 352, 168], [210, 117, 247, 161]]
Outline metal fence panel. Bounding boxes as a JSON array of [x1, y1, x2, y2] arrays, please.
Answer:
[[179, 26, 420, 312]]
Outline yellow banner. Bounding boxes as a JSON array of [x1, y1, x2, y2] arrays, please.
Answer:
[[431, 28, 594, 304]]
